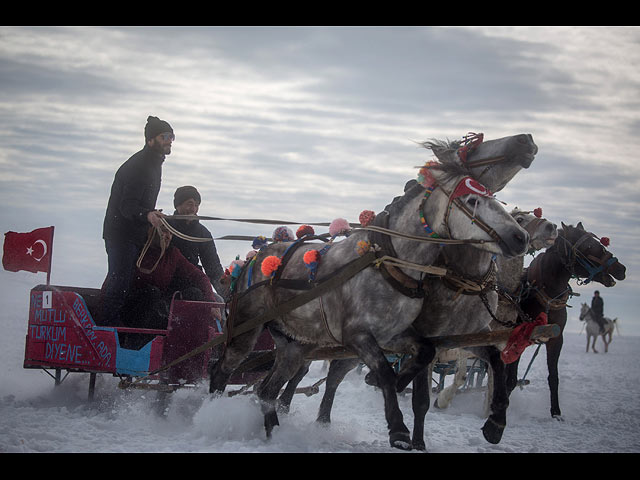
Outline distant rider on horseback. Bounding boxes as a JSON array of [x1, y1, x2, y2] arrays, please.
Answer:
[[591, 290, 606, 334]]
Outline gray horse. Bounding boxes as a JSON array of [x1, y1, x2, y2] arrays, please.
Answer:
[[579, 302, 616, 353], [209, 133, 536, 450], [432, 208, 558, 413]]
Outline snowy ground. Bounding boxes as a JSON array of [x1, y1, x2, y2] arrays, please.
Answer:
[[1, 274, 639, 453]]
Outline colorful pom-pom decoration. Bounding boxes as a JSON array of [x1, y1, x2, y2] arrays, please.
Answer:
[[329, 218, 351, 237], [600, 237, 610, 247], [359, 210, 376, 227], [252, 235, 268, 250], [261, 255, 282, 277], [228, 260, 245, 279], [533, 207, 543, 218], [417, 161, 439, 188], [356, 240, 372, 256], [272, 226, 295, 243], [303, 249, 321, 280], [303, 249, 321, 267], [296, 224, 315, 239]]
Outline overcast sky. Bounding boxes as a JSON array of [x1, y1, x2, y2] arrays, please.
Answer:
[[1, 26, 638, 334]]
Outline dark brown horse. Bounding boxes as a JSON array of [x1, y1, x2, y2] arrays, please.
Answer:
[[506, 222, 626, 420]]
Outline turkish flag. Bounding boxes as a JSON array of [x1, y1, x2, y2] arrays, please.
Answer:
[[451, 177, 493, 199], [2, 226, 54, 274]]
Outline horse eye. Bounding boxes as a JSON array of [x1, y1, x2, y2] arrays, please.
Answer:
[[466, 197, 479, 208], [516, 217, 524, 224]]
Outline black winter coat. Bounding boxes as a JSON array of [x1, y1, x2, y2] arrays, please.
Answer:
[[103, 145, 164, 247], [591, 295, 604, 318], [168, 214, 226, 296]]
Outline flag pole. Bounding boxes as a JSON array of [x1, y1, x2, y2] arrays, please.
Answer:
[[46, 226, 54, 286]]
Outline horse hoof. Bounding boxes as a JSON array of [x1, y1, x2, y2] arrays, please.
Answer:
[[264, 410, 280, 438], [552, 414, 565, 422], [364, 371, 378, 387], [412, 439, 427, 451], [481, 417, 505, 444], [390, 432, 412, 451]]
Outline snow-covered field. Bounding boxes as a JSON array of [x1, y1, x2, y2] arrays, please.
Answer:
[[1, 274, 639, 453]]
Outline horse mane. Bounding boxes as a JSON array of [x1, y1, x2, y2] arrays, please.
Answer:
[[418, 138, 464, 164], [416, 138, 470, 181]]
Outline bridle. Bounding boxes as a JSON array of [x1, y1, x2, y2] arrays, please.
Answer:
[[456, 132, 507, 179], [418, 179, 506, 250], [555, 230, 619, 285]]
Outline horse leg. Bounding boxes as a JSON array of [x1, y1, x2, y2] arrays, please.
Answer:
[[346, 330, 412, 450], [256, 331, 310, 438], [316, 358, 360, 424], [592, 334, 599, 353], [209, 326, 265, 394], [395, 337, 436, 393], [545, 334, 564, 420], [435, 349, 468, 409], [410, 367, 431, 450], [586, 332, 590, 352], [468, 345, 509, 444], [505, 358, 520, 396], [277, 360, 311, 414]]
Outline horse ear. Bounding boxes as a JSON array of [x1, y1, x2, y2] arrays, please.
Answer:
[[561, 221, 568, 229], [577, 222, 585, 230]]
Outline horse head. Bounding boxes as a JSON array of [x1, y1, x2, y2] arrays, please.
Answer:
[[579, 302, 590, 321], [556, 222, 626, 287], [420, 168, 530, 258], [511, 207, 558, 252], [420, 133, 537, 193]]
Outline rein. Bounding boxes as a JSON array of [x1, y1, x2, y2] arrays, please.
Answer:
[[555, 231, 619, 285]]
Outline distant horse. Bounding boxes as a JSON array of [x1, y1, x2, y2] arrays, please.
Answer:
[[506, 222, 626, 420], [433, 207, 558, 411], [209, 134, 536, 450], [579, 303, 616, 353]]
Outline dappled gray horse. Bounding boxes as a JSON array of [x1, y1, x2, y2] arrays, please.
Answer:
[[209, 134, 536, 450], [432, 208, 557, 413], [579, 302, 616, 353]]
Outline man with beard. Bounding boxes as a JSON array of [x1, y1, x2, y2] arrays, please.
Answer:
[[101, 116, 174, 327]]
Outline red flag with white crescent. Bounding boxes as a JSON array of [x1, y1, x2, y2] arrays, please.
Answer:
[[451, 177, 493, 199], [2, 226, 54, 274]]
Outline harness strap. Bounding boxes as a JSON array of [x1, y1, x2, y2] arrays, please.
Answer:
[[136, 250, 378, 381]]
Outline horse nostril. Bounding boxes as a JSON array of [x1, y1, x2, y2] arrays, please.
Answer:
[[515, 231, 529, 250]]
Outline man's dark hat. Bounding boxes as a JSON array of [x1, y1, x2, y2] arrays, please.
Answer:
[[145, 116, 174, 141], [174, 185, 201, 208]]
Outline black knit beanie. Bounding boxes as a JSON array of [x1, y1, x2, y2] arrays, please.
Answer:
[[174, 185, 201, 208], [144, 116, 174, 141]]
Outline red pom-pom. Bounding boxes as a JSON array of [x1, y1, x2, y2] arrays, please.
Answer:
[[296, 224, 315, 239], [359, 210, 376, 227], [600, 237, 610, 247], [533, 207, 542, 218], [303, 249, 321, 265], [261, 256, 282, 277]]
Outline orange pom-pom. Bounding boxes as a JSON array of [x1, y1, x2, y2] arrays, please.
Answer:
[[303, 249, 321, 265], [261, 256, 282, 277]]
